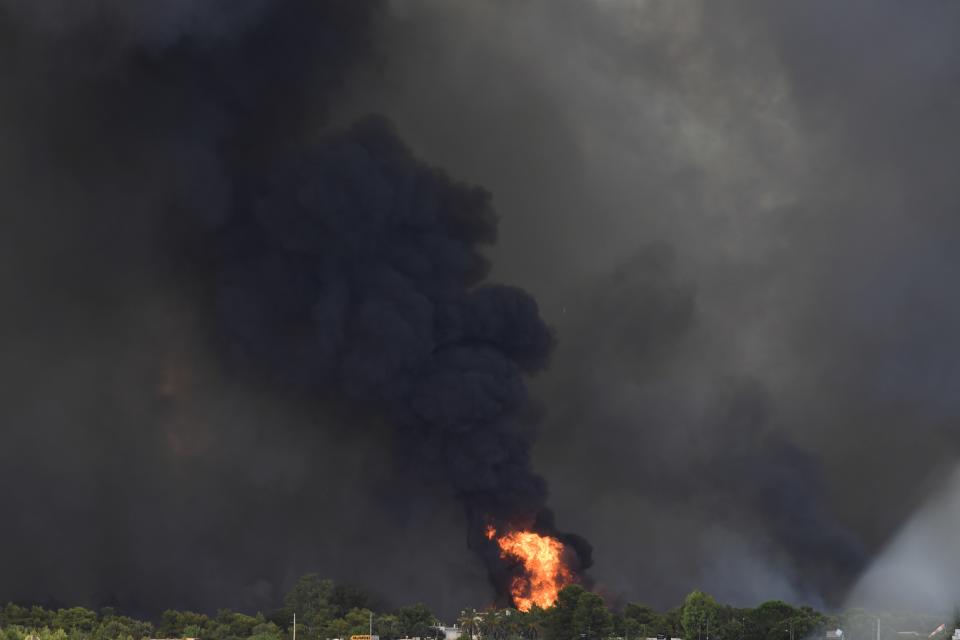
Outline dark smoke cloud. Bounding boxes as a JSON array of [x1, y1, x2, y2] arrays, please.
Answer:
[[207, 114, 585, 565], [6, 0, 960, 620], [332, 0, 960, 610], [0, 0, 572, 619], [0, 0, 272, 49], [0, 0, 388, 613]]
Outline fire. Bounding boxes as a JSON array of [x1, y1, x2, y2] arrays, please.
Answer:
[[487, 526, 574, 611]]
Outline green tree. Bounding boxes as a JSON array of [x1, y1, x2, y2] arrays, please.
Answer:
[[543, 585, 586, 640], [623, 619, 641, 640], [503, 610, 525, 640], [374, 614, 401, 640], [457, 610, 482, 640], [623, 605, 658, 627], [786, 607, 828, 640], [183, 625, 204, 639], [320, 609, 377, 640], [750, 600, 794, 637], [54, 609, 98, 634], [250, 622, 283, 640], [662, 608, 683, 638], [158, 610, 211, 638], [1, 604, 29, 627], [329, 588, 372, 620], [1, 627, 25, 640], [343, 609, 375, 637], [25, 607, 53, 630], [321, 616, 350, 640], [681, 592, 720, 640], [571, 593, 611, 640], [39, 629, 69, 640], [206, 610, 260, 640], [522, 607, 546, 640], [92, 615, 154, 640], [623, 604, 662, 639], [284, 575, 335, 631], [711, 608, 750, 640], [483, 612, 504, 640], [395, 604, 437, 638]]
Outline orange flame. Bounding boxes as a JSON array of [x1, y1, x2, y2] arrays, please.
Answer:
[[488, 526, 574, 611]]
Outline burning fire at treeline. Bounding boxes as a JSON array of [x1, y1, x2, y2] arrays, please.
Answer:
[[485, 525, 577, 611]]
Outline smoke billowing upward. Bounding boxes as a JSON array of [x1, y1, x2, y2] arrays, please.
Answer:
[[208, 114, 591, 595], [0, 0, 587, 615], [5, 0, 960, 619], [330, 0, 960, 611]]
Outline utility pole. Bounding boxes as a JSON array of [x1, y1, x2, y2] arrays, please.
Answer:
[[293, 613, 297, 640], [370, 611, 374, 638]]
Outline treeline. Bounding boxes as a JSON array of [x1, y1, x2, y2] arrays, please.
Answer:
[[0, 574, 438, 640], [0, 605, 153, 640], [0, 576, 439, 640], [0, 577, 954, 640]]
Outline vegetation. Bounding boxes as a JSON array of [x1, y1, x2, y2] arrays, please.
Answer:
[[0, 578, 952, 640]]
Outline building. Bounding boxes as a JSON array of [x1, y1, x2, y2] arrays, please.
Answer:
[[437, 626, 462, 640]]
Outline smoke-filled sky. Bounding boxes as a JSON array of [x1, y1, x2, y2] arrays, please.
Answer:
[[3, 0, 960, 621]]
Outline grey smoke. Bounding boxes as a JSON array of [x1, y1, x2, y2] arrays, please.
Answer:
[[0, 0, 505, 618], [847, 463, 960, 614], [334, 0, 960, 609], [3, 0, 960, 620]]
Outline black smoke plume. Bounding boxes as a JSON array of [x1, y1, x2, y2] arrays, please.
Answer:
[[0, 0, 587, 612], [207, 115, 591, 592]]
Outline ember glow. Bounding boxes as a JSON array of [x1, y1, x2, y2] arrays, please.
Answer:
[[487, 526, 574, 611]]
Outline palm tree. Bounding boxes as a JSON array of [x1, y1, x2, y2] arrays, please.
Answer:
[[457, 610, 482, 640], [485, 614, 502, 640]]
